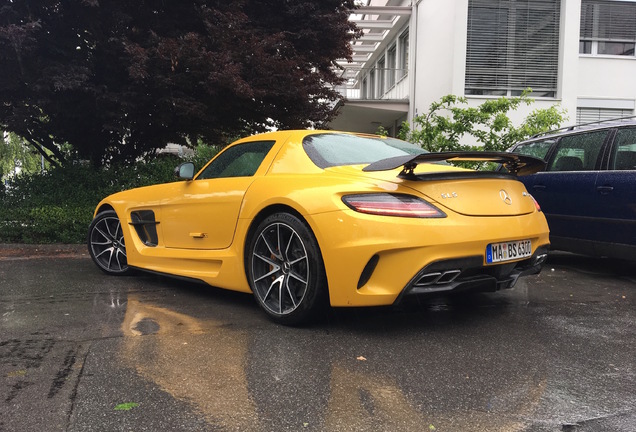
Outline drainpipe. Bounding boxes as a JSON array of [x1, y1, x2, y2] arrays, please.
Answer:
[[409, 0, 421, 125]]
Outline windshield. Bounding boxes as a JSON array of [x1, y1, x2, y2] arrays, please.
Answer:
[[303, 133, 427, 168]]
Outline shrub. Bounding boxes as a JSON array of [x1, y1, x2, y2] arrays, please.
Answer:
[[0, 147, 218, 244], [401, 91, 567, 154]]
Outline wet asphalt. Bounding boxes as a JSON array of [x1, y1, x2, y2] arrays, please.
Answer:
[[0, 245, 635, 432]]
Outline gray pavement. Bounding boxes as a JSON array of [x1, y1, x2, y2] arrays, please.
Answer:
[[1, 245, 635, 431]]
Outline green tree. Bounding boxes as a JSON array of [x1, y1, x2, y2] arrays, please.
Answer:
[[1, 132, 49, 182], [401, 90, 568, 153]]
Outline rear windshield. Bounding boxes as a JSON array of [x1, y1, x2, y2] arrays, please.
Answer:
[[510, 139, 556, 160], [303, 133, 427, 168]]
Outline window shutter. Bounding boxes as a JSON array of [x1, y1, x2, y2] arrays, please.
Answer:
[[465, 0, 561, 97]]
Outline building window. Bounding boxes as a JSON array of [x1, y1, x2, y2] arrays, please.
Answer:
[[580, 0, 636, 57], [465, 0, 561, 97], [368, 69, 376, 99], [387, 44, 396, 88], [377, 56, 385, 96], [399, 30, 409, 80], [361, 77, 367, 100]]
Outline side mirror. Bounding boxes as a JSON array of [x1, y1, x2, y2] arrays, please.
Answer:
[[174, 162, 195, 180]]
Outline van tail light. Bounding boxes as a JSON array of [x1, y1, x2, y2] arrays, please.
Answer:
[[342, 194, 446, 218]]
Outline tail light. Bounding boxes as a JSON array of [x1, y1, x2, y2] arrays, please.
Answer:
[[529, 194, 542, 212], [342, 193, 446, 218]]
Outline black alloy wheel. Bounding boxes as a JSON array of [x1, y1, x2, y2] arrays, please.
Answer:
[[247, 212, 327, 325], [87, 210, 130, 275]]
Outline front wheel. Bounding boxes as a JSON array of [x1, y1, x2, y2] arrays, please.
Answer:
[[247, 213, 327, 325], [87, 210, 130, 275]]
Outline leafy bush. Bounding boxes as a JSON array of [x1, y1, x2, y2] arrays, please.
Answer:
[[0, 206, 94, 244], [0, 146, 218, 244], [401, 90, 567, 153]]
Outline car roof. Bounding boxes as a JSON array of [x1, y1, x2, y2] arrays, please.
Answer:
[[522, 116, 636, 143], [232, 129, 356, 141]]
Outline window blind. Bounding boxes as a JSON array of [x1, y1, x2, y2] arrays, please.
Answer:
[[581, 0, 636, 42], [576, 107, 634, 124], [465, 0, 561, 97]]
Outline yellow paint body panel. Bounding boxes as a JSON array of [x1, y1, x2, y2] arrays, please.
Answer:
[[94, 130, 550, 307]]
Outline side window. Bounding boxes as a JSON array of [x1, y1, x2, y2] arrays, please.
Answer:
[[546, 131, 608, 172], [511, 139, 556, 160], [197, 140, 275, 180], [612, 128, 636, 170]]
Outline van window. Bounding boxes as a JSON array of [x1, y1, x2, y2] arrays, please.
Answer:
[[612, 128, 636, 170], [546, 131, 608, 172]]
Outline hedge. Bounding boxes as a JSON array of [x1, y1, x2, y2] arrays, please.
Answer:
[[0, 148, 217, 244]]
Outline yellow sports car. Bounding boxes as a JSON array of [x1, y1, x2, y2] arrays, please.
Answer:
[[88, 130, 550, 325]]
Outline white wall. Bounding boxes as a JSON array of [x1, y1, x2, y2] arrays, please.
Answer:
[[340, 0, 636, 137], [411, 0, 469, 118], [558, 0, 582, 122], [409, 0, 611, 130], [577, 57, 636, 107]]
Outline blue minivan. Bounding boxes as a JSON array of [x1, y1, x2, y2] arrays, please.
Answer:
[[507, 119, 636, 261]]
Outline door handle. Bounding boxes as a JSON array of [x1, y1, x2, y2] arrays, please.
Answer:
[[596, 185, 614, 195], [532, 184, 546, 191], [190, 232, 208, 238]]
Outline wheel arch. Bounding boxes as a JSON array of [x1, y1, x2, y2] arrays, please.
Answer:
[[243, 204, 307, 263], [94, 203, 116, 218]]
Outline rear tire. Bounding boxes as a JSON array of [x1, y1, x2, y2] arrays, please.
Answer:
[[87, 210, 130, 275], [247, 212, 327, 325]]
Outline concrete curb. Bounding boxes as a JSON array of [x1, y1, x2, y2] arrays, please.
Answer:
[[0, 243, 88, 258]]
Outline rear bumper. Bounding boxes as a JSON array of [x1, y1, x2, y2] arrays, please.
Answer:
[[309, 209, 550, 307], [395, 245, 549, 303]]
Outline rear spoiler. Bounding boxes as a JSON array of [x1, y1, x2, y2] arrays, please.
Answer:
[[363, 151, 545, 177]]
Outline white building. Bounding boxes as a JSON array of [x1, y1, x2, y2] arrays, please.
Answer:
[[329, 0, 636, 136]]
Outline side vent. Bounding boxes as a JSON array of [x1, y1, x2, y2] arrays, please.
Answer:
[[357, 255, 380, 289], [130, 210, 159, 246]]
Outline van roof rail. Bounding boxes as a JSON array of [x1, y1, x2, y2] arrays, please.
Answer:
[[530, 115, 636, 139]]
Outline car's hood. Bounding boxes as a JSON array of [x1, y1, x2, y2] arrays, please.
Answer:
[[324, 163, 538, 217]]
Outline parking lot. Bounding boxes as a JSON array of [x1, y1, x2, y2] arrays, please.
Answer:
[[1, 245, 635, 431]]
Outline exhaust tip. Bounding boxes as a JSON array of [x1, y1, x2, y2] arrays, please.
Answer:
[[414, 270, 461, 287], [534, 253, 548, 266]]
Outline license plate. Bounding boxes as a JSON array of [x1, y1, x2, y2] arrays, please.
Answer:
[[486, 240, 532, 263]]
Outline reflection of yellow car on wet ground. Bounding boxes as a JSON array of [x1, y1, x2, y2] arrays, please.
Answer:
[[88, 130, 550, 325]]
